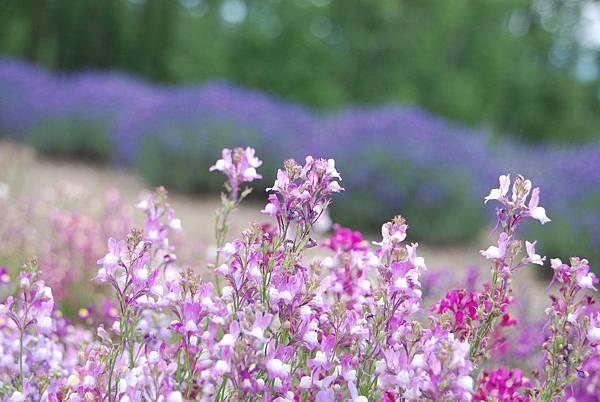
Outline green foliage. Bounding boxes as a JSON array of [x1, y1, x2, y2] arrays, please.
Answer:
[[528, 192, 600, 273], [30, 116, 113, 161], [1, 0, 598, 143], [136, 121, 265, 194], [400, 171, 485, 244], [330, 148, 484, 244]]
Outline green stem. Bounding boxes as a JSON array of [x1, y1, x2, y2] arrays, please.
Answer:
[[18, 329, 24, 390], [106, 343, 122, 402]]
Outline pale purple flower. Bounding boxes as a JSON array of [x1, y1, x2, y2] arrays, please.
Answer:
[[527, 187, 551, 224], [210, 147, 262, 199], [525, 241, 545, 265], [484, 174, 510, 203], [480, 232, 509, 260], [576, 262, 598, 290], [588, 314, 600, 342]]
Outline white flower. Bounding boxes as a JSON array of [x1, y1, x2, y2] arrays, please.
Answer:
[[135, 267, 149, 281], [220, 333, 236, 347], [528, 187, 551, 224], [37, 316, 52, 330], [167, 391, 183, 402], [169, 218, 182, 231], [526, 241, 545, 265], [396, 370, 410, 386], [303, 331, 318, 347], [67, 374, 80, 387], [411, 354, 424, 368], [313, 351, 328, 365], [83, 375, 96, 387], [588, 326, 600, 342], [221, 242, 237, 257], [136, 199, 149, 210], [457, 376, 474, 391], [299, 375, 312, 389], [267, 358, 291, 378], [321, 256, 335, 269], [9, 391, 26, 402], [578, 273, 595, 289], [480, 233, 509, 260], [484, 174, 510, 203], [300, 305, 312, 317], [214, 360, 231, 374], [394, 277, 408, 290], [148, 351, 160, 364]]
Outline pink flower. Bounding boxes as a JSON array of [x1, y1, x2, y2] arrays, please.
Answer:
[[525, 241, 545, 265], [261, 194, 280, 216], [576, 263, 598, 290], [588, 315, 600, 342], [265, 358, 291, 380], [321, 225, 368, 252], [527, 187, 551, 224], [484, 174, 510, 203], [474, 368, 530, 401], [480, 232, 509, 260], [210, 147, 262, 199], [96, 238, 124, 277]]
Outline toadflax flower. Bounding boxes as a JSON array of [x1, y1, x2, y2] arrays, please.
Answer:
[[480, 232, 509, 260], [210, 147, 262, 199], [1, 150, 597, 402]]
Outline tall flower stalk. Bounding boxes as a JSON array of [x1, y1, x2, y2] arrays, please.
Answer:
[[209, 147, 262, 289]]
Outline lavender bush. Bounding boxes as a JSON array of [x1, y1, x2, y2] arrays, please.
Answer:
[[0, 58, 598, 265], [0, 147, 598, 401]]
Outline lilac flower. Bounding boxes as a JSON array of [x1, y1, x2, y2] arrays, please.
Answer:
[[525, 240, 545, 265], [210, 146, 262, 199], [0, 266, 10, 285], [484, 174, 511, 204], [480, 232, 509, 260], [526, 187, 551, 224], [0, 148, 598, 401], [587, 314, 600, 342]]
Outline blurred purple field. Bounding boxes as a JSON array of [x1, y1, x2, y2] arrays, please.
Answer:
[[1, 58, 599, 265]]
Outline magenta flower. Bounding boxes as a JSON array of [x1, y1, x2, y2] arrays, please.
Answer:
[[321, 224, 368, 252], [474, 368, 531, 401]]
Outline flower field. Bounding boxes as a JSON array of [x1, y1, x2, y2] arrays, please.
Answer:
[[0, 146, 598, 401], [1, 59, 599, 269]]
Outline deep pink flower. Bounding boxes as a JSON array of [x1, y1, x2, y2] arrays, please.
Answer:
[[321, 224, 368, 252], [474, 368, 531, 401]]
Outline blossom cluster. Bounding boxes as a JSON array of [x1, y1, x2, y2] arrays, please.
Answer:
[[0, 186, 131, 309], [0, 148, 598, 401]]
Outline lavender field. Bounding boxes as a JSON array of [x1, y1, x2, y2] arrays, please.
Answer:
[[1, 58, 599, 267]]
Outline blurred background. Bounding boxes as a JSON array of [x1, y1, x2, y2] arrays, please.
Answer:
[[0, 0, 599, 273]]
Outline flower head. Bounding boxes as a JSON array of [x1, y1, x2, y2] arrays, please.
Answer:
[[210, 147, 262, 199]]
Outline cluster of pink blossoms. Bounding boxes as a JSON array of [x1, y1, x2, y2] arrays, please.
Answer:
[[0, 149, 598, 401], [0, 187, 131, 308]]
